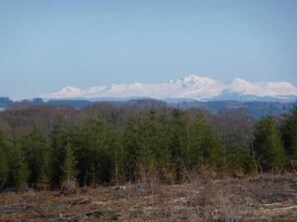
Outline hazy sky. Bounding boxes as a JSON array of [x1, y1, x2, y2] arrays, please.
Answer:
[[0, 0, 297, 98]]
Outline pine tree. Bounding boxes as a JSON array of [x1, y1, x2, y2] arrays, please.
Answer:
[[283, 105, 297, 159], [253, 116, 286, 172], [123, 119, 141, 182], [6, 143, 29, 190], [73, 116, 114, 186], [62, 143, 77, 183], [214, 110, 257, 175], [49, 122, 73, 187], [168, 109, 187, 182], [0, 130, 9, 189], [187, 116, 221, 169], [22, 126, 50, 189]]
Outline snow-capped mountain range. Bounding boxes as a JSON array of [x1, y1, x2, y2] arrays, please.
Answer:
[[42, 75, 297, 102]]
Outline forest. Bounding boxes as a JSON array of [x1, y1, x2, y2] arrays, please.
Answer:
[[0, 100, 296, 191]]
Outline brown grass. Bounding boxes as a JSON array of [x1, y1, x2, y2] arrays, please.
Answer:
[[1, 174, 297, 221]]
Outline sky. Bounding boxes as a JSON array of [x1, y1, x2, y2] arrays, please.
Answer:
[[0, 0, 297, 99]]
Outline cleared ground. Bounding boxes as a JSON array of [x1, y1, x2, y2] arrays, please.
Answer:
[[1, 174, 297, 221]]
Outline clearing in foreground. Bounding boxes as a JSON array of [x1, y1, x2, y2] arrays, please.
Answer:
[[1, 174, 297, 221]]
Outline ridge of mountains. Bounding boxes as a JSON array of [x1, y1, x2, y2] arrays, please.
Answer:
[[0, 75, 296, 118], [43, 74, 297, 102]]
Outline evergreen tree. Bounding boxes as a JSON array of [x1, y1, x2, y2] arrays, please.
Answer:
[[62, 143, 77, 183], [22, 126, 50, 189], [168, 109, 187, 182], [49, 122, 73, 187], [0, 131, 9, 189], [122, 111, 173, 183], [282, 105, 297, 159], [253, 116, 286, 172], [187, 116, 221, 170], [123, 119, 141, 182], [74, 116, 114, 186], [148, 111, 172, 182], [214, 110, 257, 175], [0, 150, 8, 189], [6, 142, 29, 190]]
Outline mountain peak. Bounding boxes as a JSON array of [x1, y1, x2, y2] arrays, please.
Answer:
[[183, 74, 216, 84], [183, 74, 201, 81], [168, 74, 216, 85]]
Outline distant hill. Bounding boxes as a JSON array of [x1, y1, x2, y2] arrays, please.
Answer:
[[1, 97, 294, 119], [0, 97, 12, 108]]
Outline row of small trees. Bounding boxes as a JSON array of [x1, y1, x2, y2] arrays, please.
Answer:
[[0, 105, 296, 190]]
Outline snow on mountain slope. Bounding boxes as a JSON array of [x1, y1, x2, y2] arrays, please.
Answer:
[[228, 78, 297, 98], [43, 75, 297, 101]]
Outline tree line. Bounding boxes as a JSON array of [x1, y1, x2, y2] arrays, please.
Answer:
[[0, 102, 296, 190]]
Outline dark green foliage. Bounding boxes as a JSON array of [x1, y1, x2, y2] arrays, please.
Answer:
[[0, 150, 8, 189], [224, 145, 256, 175], [0, 103, 296, 191], [187, 116, 221, 169], [124, 111, 172, 183], [282, 105, 297, 159], [49, 122, 73, 187], [122, 119, 142, 182], [6, 143, 29, 190], [73, 117, 114, 186], [21, 126, 50, 189], [1, 130, 30, 190], [214, 110, 257, 175], [168, 109, 188, 181], [62, 143, 77, 183], [0, 131, 9, 189], [253, 116, 286, 171]]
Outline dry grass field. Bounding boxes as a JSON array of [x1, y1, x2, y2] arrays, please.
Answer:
[[1, 174, 297, 221]]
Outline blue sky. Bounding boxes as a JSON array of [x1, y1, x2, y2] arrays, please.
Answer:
[[0, 0, 296, 98]]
